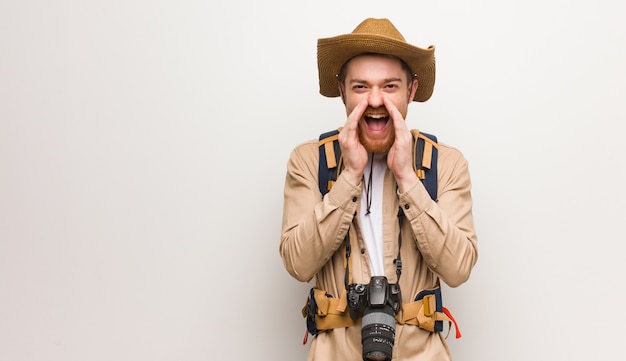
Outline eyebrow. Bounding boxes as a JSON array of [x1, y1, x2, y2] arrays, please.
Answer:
[[349, 77, 404, 85]]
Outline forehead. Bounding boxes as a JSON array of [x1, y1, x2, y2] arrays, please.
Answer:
[[342, 54, 410, 83]]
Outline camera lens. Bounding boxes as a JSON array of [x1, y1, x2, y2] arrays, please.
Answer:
[[361, 305, 396, 361]]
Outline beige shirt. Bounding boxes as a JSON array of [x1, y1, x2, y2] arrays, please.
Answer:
[[280, 134, 478, 361]]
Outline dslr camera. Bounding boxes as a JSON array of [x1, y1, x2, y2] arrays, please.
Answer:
[[347, 276, 402, 361]]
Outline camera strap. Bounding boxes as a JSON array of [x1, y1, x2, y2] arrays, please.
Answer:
[[342, 206, 404, 292], [395, 207, 404, 282], [343, 233, 351, 291]]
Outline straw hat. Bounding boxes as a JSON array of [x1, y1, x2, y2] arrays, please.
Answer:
[[317, 18, 436, 102]]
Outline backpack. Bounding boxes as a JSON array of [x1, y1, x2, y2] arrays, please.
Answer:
[[317, 128, 439, 201]]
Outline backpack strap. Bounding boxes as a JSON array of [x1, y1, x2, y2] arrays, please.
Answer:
[[318, 129, 342, 195], [411, 130, 439, 201], [397, 284, 462, 339], [318, 129, 439, 201]]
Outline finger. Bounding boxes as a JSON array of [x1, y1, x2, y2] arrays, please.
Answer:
[[344, 98, 368, 132], [382, 97, 405, 131], [383, 97, 411, 150]]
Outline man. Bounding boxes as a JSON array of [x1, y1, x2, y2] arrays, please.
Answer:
[[280, 18, 478, 361]]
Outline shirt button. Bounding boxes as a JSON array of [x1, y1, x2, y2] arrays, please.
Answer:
[[404, 204, 410, 210], [352, 197, 357, 202], [360, 249, 366, 254]]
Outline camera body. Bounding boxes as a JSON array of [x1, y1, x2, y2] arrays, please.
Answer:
[[347, 276, 402, 361], [347, 276, 401, 319]]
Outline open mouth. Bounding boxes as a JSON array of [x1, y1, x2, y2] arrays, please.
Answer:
[[364, 113, 390, 132]]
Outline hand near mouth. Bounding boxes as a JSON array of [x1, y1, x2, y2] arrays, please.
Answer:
[[384, 97, 418, 193], [338, 98, 369, 186]]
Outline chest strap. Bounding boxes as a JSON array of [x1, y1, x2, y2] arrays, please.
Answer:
[[302, 285, 461, 344]]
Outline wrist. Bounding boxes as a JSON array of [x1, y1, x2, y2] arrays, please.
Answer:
[[341, 168, 363, 187], [395, 171, 418, 194]]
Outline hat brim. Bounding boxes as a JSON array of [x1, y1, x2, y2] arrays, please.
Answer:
[[317, 34, 436, 102]]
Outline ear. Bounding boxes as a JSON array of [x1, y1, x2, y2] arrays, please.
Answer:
[[337, 82, 346, 104], [408, 78, 419, 102]]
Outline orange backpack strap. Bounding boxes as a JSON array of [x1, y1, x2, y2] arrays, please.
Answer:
[[397, 283, 461, 339], [410, 129, 439, 201]]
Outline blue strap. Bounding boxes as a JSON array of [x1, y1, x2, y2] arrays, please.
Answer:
[[415, 132, 438, 201], [318, 129, 341, 195], [414, 286, 444, 332], [318, 129, 438, 201]]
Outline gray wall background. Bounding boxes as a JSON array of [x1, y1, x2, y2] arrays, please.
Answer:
[[1, 0, 625, 360]]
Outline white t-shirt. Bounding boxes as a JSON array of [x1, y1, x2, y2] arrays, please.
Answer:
[[359, 153, 387, 276]]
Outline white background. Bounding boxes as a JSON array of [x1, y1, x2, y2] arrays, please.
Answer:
[[1, 0, 625, 360]]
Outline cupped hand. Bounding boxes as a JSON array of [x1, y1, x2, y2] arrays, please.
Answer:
[[384, 97, 418, 193], [338, 99, 369, 186]]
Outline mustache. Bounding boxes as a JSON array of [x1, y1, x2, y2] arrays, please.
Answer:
[[363, 106, 389, 117]]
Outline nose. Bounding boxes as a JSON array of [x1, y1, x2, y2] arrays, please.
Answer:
[[368, 88, 384, 108]]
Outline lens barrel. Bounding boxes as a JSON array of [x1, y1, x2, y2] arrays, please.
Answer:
[[361, 305, 396, 361]]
